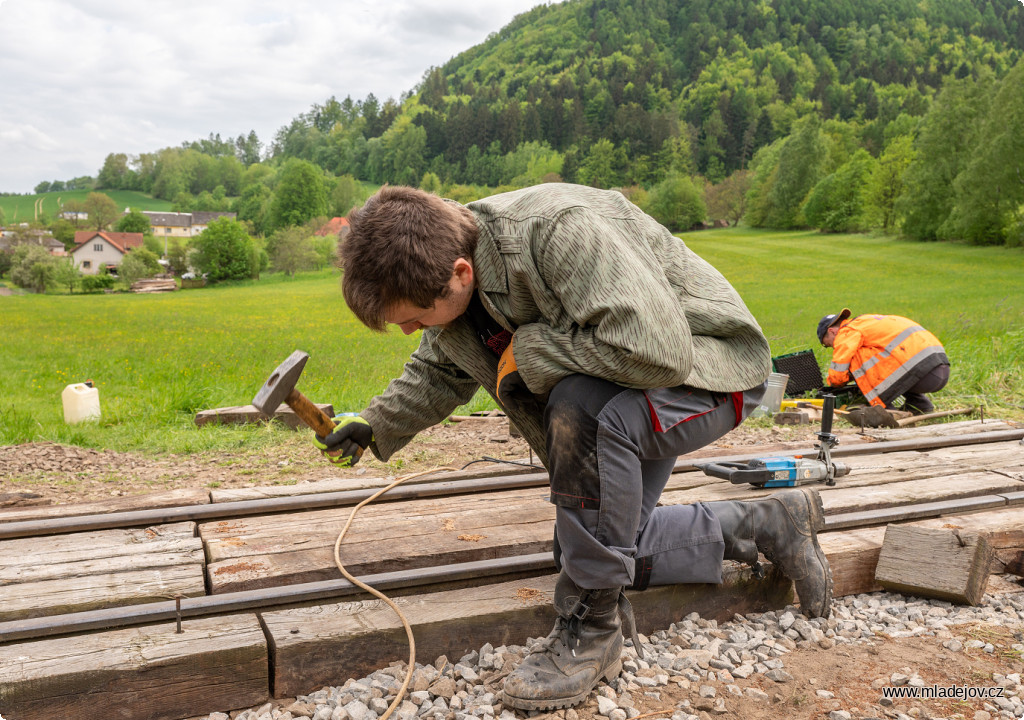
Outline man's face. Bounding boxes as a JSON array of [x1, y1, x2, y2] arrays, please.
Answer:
[[822, 325, 839, 348], [384, 258, 475, 335]]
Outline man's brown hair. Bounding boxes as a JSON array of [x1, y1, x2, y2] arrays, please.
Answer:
[[339, 186, 478, 331]]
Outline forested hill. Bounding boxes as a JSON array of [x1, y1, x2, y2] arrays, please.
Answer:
[[83, 0, 1023, 245], [411, 0, 1021, 182]]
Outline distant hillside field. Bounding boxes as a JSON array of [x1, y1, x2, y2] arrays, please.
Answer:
[[0, 190, 173, 223]]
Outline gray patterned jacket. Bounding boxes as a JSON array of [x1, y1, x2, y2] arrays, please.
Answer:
[[360, 184, 771, 466]]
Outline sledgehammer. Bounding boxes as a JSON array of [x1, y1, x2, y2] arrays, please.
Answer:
[[252, 350, 337, 438]]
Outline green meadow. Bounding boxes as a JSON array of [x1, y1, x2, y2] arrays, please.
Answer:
[[1, 229, 1022, 454], [0, 190, 173, 223]]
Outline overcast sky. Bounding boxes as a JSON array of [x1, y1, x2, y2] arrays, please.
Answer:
[[0, 0, 546, 193]]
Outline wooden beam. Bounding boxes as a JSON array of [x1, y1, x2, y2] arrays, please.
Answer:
[[818, 504, 1024, 599], [203, 488, 555, 593], [0, 489, 210, 524], [819, 526, 886, 598], [0, 565, 206, 622], [263, 564, 793, 698], [874, 525, 992, 605], [0, 615, 268, 720], [825, 494, 1007, 531], [0, 522, 205, 622]]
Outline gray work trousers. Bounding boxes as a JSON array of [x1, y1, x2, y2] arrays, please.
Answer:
[[544, 374, 766, 591]]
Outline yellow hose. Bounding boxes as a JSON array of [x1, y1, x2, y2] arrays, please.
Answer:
[[333, 467, 458, 720]]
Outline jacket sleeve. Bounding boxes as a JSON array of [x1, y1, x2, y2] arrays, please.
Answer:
[[513, 206, 693, 395], [360, 331, 480, 461], [827, 327, 861, 386]]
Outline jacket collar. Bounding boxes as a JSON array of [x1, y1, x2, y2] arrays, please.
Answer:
[[471, 220, 508, 295]]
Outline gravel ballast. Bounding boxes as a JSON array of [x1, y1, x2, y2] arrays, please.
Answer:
[[192, 587, 1024, 720]]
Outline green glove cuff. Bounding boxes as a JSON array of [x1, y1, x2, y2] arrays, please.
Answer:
[[312, 415, 373, 450]]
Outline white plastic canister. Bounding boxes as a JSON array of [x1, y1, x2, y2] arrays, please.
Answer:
[[62, 383, 101, 423]]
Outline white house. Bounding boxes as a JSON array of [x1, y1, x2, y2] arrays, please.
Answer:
[[70, 231, 144, 275]]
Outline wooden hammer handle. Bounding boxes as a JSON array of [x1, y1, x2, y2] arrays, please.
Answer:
[[285, 387, 337, 437]]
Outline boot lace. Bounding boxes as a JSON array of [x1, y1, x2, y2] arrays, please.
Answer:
[[552, 590, 646, 660], [558, 594, 591, 657]]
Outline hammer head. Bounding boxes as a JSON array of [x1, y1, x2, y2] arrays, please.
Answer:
[[253, 350, 309, 417]]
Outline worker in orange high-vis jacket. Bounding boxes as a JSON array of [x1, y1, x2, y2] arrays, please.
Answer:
[[817, 309, 950, 414]]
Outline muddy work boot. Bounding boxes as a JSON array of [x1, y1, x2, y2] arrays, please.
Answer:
[[502, 572, 633, 711], [705, 488, 833, 618]]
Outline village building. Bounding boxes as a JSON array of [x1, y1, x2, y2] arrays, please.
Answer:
[[142, 211, 236, 239], [0, 227, 67, 256], [70, 231, 144, 275], [315, 217, 350, 238]]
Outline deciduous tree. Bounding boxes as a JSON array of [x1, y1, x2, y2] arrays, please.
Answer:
[[897, 76, 993, 241], [267, 226, 319, 276], [268, 159, 329, 231], [52, 258, 82, 293], [114, 208, 152, 235], [118, 250, 159, 287], [83, 192, 120, 230], [191, 217, 255, 282], [704, 170, 752, 226], [10, 244, 58, 293], [166, 238, 190, 276], [644, 175, 706, 231], [802, 149, 877, 232], [947, 59, 1024, 245]]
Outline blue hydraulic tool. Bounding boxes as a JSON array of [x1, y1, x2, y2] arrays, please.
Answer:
[[697, 394, 850, 488]]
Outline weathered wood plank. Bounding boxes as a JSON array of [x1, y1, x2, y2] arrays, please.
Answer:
[[0, 523, 198, 573], [204, 487, 552, 549], [874, 525, 992, 605], [912, 506, 1024, 568], [0, 564, 206, 622], [0, 521, 194, 555], [264, 564, 793, 698], [0, 489, 210, 523], [0, 614, 268, 720], [825, 495, 1007, 531], [818, 505, 1024, 600], [0, 541, 204, 585], [207, 513, 554, 593], [818, 473, 1022, 515], [861, 419, 1017, 442], [819, 526, 886, 598], [661, 464, 1019, 510]]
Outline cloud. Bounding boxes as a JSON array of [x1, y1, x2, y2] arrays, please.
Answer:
[[0, 0, 543, 193]]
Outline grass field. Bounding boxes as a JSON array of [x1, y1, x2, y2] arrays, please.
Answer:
[[0, 190, 173, 223], [1, 228, 1021, 454]]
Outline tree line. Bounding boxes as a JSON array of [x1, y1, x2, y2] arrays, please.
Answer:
[[27, 0, 1024, 246]]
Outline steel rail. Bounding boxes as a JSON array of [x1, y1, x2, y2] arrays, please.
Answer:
[[0, 429, 1020, 541], [3, 487, 1024, 645]]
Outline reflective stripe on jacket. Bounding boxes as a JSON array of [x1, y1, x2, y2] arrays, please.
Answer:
[[827, 314, 947, 407]]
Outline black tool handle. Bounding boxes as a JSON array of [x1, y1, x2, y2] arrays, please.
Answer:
[[821, 394, 835, 435], [697, 462, 772, 485]]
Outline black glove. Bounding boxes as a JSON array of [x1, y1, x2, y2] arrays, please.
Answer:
[[313, 416, 373, 467]]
